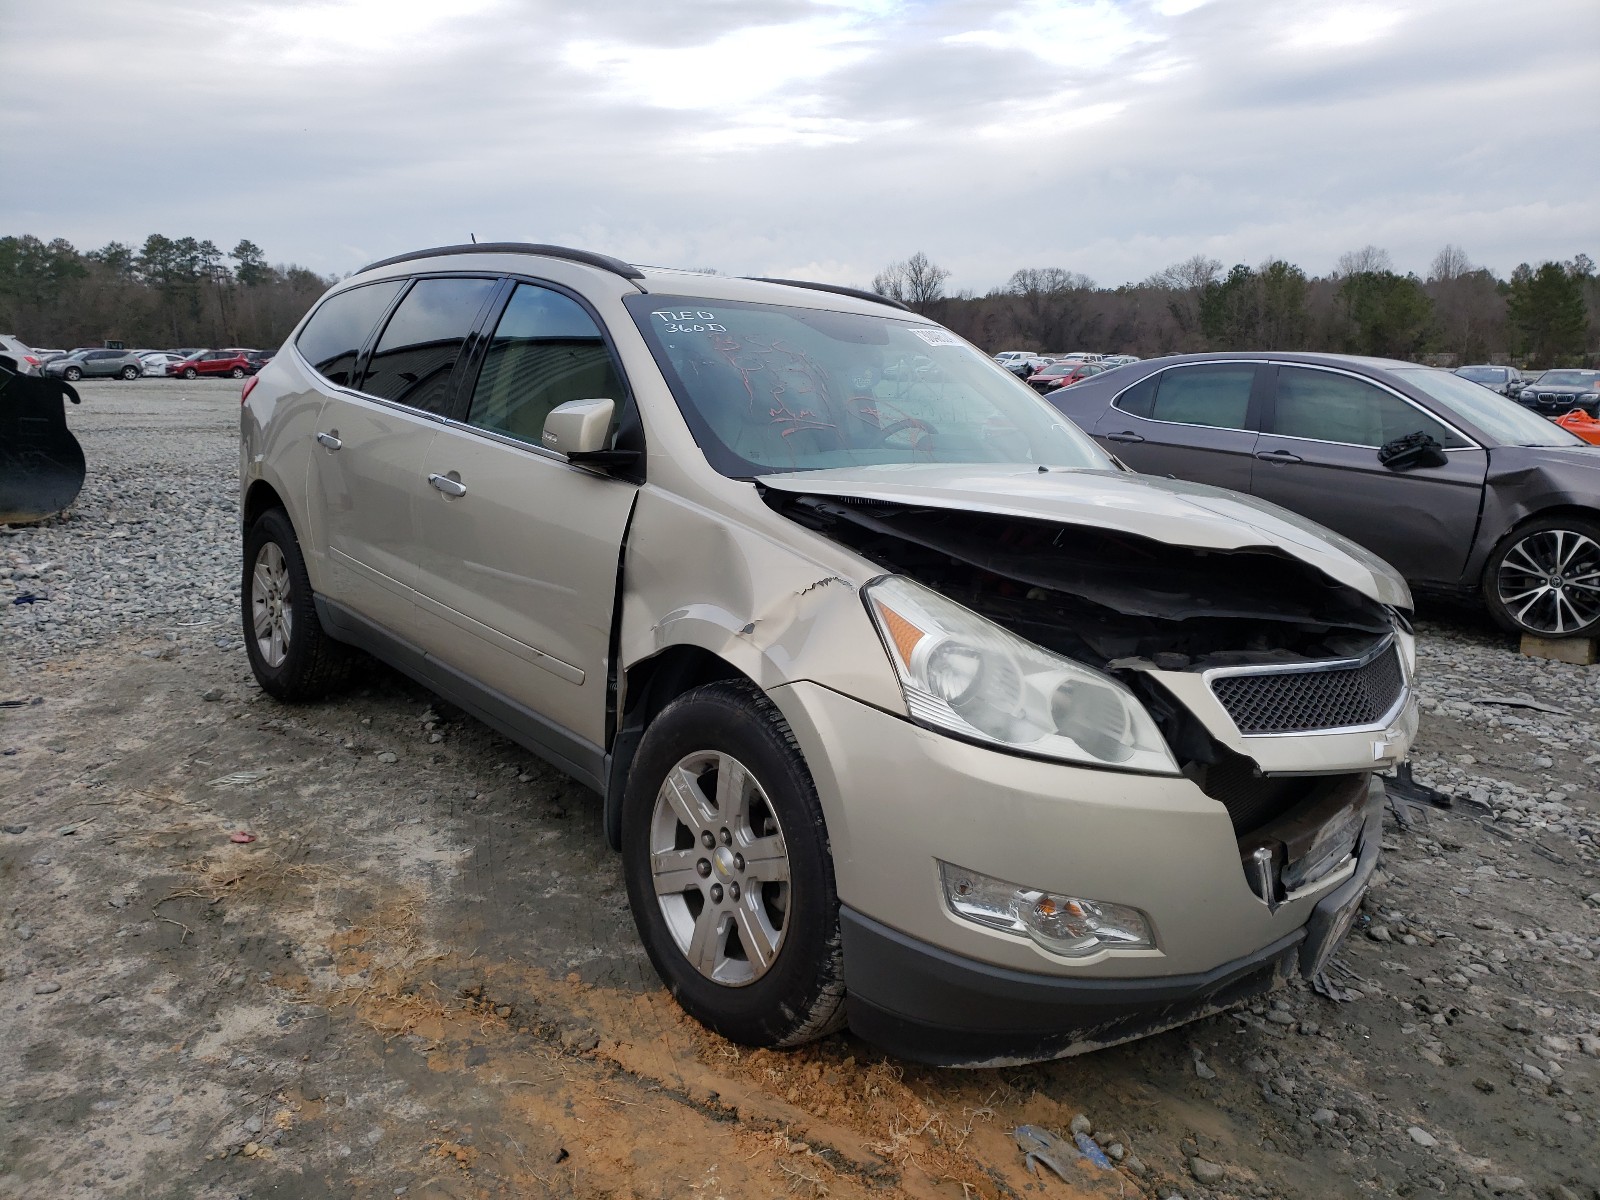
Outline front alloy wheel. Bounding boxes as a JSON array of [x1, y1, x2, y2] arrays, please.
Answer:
[[648, 749, 791, 987], [1486, 518, 1600, 638], [622, 681, 845, 1048]]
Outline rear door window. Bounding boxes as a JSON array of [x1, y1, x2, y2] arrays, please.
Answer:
[[1146, 364, 1256, 429], [294, 280, 406, 387], [361, 276, 499, 414], [463, 282, 626, 445]]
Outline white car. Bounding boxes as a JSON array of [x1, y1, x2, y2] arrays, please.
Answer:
[[140, 352, 187, 377]]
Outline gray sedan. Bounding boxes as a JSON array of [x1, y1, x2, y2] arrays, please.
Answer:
[[42, 349, 145, 381], [1047, 352, 1600, 638]]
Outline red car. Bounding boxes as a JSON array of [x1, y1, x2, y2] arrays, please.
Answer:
[[1027, 360, 1106, 393], [166, 349, 254, 379]]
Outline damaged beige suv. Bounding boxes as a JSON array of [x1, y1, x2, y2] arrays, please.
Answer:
[[240, 243, 1417, 1064]]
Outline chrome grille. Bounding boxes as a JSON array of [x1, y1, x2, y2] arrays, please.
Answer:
[[1211, 644, 1405, 735]]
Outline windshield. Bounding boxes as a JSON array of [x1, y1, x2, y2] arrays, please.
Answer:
[[625, 294, 1111, 477], [1455, 366, 1505, 383], [1392, 369, 1584, 447], [1538, 371, 1600, 388]]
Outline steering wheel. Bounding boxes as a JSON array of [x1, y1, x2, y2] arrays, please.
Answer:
[[872, 416, 939, 447]]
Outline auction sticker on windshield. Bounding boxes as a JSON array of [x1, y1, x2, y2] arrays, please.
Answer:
[[911, 328, 962, 347]]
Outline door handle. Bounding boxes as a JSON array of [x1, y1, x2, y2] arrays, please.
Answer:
[[1254, 449, 1302, 464], [428, 472, 467, 498], [1106, 431, 1145, 444], [315, 431, 342, 450]]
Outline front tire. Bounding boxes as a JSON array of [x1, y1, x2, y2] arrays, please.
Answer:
[[183, 367, 197, 379], [622, 680, 846, 1048], [1483, 515, 1600, 638], [241, 507, 352, 701]]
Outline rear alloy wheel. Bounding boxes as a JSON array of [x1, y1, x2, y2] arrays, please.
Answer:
[[241, 507, 353, 700], [63, 366, 82, 381], [119, 365, 139, 380], [230, 366, 245, 378], [1484, 516, 1600, 638], [622, 681, 845, 1048]]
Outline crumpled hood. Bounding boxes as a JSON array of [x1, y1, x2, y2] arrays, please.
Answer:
[[757, 463, 1412, 610]]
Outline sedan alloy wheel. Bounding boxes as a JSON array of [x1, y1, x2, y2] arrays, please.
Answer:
[[1491, 525, 1600, 637]]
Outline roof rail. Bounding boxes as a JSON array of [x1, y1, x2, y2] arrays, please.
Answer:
[[745, 277, 914, 313], [357, 242, 646, 283]]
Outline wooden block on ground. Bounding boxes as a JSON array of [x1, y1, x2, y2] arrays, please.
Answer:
[[1520, 634, 1598, 665]]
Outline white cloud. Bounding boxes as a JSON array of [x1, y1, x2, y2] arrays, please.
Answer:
[[1281, 4, 1403, 50], [0, 0, 1594, 289]]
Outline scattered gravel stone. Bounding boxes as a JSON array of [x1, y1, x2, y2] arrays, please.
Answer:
[[1188, 1156, 1225, 1185], [1310, 1108, 1338, 1127], [1407, 1126, 1438, 1148], [32, 981, 61, 995], [376, 751, 399, 764], [1481, 1177, 1524, 1194], [1069, 1113, 1092, 1135]]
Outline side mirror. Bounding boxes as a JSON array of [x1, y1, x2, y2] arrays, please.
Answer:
[[543, 398, 614, 456], [1377, 431, 1448, 472], [542, 397, 639, 468]]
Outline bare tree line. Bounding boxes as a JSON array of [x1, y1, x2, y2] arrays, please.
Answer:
[[870, 245, 1600, 367], [0, 233, 334, 351], [4, 232, 1595, 368]]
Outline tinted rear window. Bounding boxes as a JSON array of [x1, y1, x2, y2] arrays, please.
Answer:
[[295, 280, 405, 387], [362, 277, 499, 413]]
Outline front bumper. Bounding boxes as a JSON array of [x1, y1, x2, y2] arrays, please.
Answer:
[[841, 798, 1383, 1066], [766, 680, 1388, 1064]]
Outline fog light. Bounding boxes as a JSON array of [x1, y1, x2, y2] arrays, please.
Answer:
[[938, 861, 1155, 958]]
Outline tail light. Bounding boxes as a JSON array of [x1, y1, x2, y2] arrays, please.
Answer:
[[241, 375, 258, 405]]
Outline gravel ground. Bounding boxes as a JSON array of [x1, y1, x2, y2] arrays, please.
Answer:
[[1, 379, 1597, 1200]]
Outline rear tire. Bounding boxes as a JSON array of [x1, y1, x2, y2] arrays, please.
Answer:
[[229, 366, 245, 378], [622, 680, 846, 1048], [119, 365, 139, 380], [241, 507, 353, 701], [1483, 514, 1600, 639]]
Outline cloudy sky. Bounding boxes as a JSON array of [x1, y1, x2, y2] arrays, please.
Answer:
[[3, 0, 1595, 291]]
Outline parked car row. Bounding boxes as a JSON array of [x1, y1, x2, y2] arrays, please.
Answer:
[[0, 336, 274, 381], [37, 347, 275, 381]]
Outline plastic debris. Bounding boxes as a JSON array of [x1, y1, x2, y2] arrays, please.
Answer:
[[1014, 1125, 1111, 1179], [229, 831, 258, 844], [1074, 1131, 1112, 1168]]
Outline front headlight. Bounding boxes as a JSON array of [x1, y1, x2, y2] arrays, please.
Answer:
[[864, 575, 1178, 774]]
